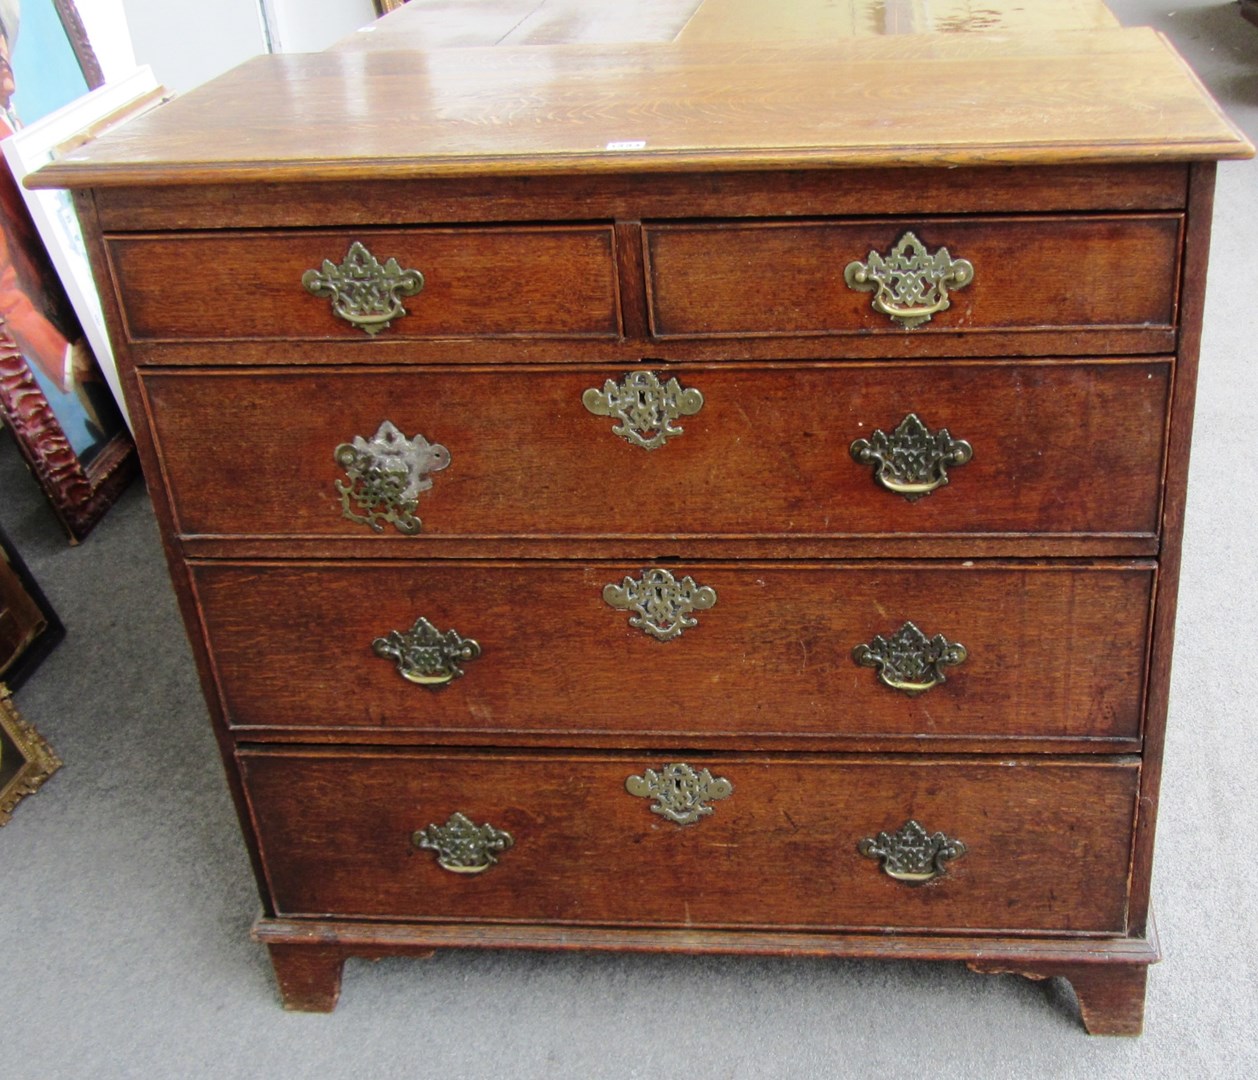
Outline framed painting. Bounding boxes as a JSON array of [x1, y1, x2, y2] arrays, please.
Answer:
[[0, 521, 63, 689], [0, 684, 61, 825], [4, 67, 165, 424], [0, 0, 138, 541]]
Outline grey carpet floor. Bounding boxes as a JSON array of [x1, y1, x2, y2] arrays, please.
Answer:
[[3, 3, 1257, 1076]]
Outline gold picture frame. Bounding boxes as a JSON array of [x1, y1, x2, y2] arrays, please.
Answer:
[[0, 686, 62, 826]]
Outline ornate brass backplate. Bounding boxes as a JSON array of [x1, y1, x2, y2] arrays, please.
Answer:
[[850, 413, 972, 501], [853, 621, 967, 697], [603, 568, 717, 641], [301, 241, 424, 335], [625, 762, 733, 825], [859, 819, 966, 883], [373, 616, 481, 686], [413, 812, 513, 874], [843, 231, 974, 328], [334, 420, 450, 534], [582, 370, 704, 450]]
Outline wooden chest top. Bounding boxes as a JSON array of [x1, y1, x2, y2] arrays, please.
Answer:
[[32, 26, 1250, 190], [334, 0, 1123, 49]]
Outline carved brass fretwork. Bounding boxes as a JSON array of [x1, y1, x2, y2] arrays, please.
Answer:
[[850, 413, 972, 501], [625, 763, 733, 825], [853, 621, 967, 697], [582, 371, 704, 450], [859, 819, 966, 883], [373, 616, 481, 687], [302, 241, 424, 335], [603, 568, 717, 641], [844, 231, 974, 328], [334, 420, 450, 534], [413, 812, 514, 874]]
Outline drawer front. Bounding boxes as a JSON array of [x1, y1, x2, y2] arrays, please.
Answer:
[[107, 226, 621, 341], [144, 360, 1169, 541], [239, 750, 1139, 934], [195, 561, 1152, 744], [645, 216, 1181, 340]]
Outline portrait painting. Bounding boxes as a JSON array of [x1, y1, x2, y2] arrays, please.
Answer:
[[0, 0, 135, 541]]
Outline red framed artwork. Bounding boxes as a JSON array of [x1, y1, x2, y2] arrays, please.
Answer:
[[0, 0, 136, 541]]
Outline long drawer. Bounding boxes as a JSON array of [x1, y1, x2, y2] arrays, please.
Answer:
[[194, 560, 1153, 746], [238, 749, 1140, 934], [645, 215, 1181, 339], [143, 360, 1170, 542], [107, 226, 622, 341]]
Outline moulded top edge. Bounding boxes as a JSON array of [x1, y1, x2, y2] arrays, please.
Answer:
[[30, 29, 1254, 190]]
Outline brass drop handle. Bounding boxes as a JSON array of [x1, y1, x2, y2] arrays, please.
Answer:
[[373, 616, 481, 687], [853, 621, 967, 697], [859, 820, 966, 884], [334, 420, 450, 535], [850, 413, 971, 502], [844, 231, 973, 329], [413, 812, 513, 874], [302, 240, 424, 335], [582, 370, 704, 450]]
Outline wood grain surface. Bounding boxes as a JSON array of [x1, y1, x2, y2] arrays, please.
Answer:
[[238, 748, 1140, 934], [87, 164, 1191, 233], [100, 210, 1184, 355], [40, 0, 1245, 1032], [253, 913, 1158, 1021], [107, 227, 620, 341], [140, 361, 1171, 541], [33, 29, 1251, 190], [645, 215, 1181, 338], [193, 560, 1153, 744], [677, 0, 1120, 42], [355, 0, 1119, 51]]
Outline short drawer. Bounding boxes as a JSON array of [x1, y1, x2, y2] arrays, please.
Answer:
[[238, 749, 1139, 934], [645, 216, 1181, 340], [195, 560, 1153, 747], [107, 226, 621, 341], [143, 360, 1170, 542]]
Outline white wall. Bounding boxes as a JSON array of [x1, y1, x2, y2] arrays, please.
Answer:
[[73, 0, 139, 83], [264, 0, 377, 54], [114, 0, 267, 93], [74, 0, 379, 98]]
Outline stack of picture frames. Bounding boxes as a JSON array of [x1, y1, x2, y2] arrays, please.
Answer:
[[0, 522, 63, 690], [1, 1, 165, 541], [1, 519, 62, 823], [0, 684, 60, 825]]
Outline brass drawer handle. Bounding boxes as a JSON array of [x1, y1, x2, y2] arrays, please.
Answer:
[[843, 231, 973, 328], [302, 240, 424, 336], [582, 370, 704, 450], [413, 812, 513, 874], [335, 420, 450, 534], [853, 621, 967, 697], [859, 819, 966, 884], [626, 763, 733, 825], [373, 616, 481, 686], [603, 568, 717, 641], [850, 413, 972, 501]]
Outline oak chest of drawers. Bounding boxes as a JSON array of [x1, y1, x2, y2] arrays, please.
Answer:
[[35, 11, 1251, 1036]]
